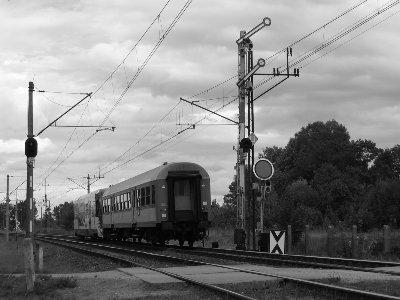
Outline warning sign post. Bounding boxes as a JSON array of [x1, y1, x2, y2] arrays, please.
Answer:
[[269, 230, 285, 254]]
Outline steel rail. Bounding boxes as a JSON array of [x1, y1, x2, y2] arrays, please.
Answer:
[[188, 246, 400, 267], [38, 235, 400, 300], [170, 247, 400, 276], [35, 236, 256, 300], [39, 234, 400, 274]]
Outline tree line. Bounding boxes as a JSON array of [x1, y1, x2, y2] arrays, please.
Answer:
[[0, 200, 74, 232], [211, 119, 400, 232]]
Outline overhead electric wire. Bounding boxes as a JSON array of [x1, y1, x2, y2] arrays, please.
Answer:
[[96, 100, 182, 174], [40, 0, 398, 199], [97, 0, 193, 128], [264, 0, 369, 62], [93, 96, 239, 178], [90, 0, 174, 98], [40, 94, 73, 108], [36, 0, 192, 189], [90, 0, 382, 177], [254, 0, 371, 90], [35, 90, 89, 95], [253, 0, 399, 95], [36, 97, 93, 188], [290, 0, 399, 69], [298, 7, 400, 70]]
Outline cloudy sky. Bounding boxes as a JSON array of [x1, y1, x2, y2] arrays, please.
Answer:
[[1, 0, 400, 209]]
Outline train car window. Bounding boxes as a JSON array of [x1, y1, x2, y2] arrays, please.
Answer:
[[123, 194, 126, 210], [151, 185, 155, 205], [136, 189, 140, 207], [176, 180, 185, 196], [174, 180, 192, 211], [145, 186, 150, 205], [108, 198, 111, 212], [127, 192, 131, 209], [141, 187, 145, 206]]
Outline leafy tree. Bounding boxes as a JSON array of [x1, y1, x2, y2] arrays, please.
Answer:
[[371, 145, 400, 181], [259, 146, 285, 165], [281, 120, 355, 182], [364, 180, 400, 227], [53, 202, 74, 230], [218, 119, 400, 232], [272, 179, 322, 241], [351, 139, 381, 186]]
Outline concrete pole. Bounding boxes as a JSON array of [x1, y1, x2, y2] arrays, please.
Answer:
[[23, 238, 35, 291], [5, 174, 10, 242], [26, 81, 34, 238], [87, 174, 90, 194], [238, 30, 247, 247], [25, 81, 35, 292]]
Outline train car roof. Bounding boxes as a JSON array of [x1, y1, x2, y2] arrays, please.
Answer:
[[103, 162, 209, 197], [74, 188, 105, 204]]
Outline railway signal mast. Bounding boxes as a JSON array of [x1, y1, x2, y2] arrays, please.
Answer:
[[235, 18, 300, 250], [235, 17, 271, 250]]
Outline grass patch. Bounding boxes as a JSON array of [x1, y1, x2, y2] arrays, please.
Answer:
[[219, 280, 337, 299], [316, 278, 400, 297], [0, 275, 77, 298], [0, 237, 25, 273]]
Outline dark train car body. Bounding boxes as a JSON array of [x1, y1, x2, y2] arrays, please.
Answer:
[[74, 162, 211, 246]]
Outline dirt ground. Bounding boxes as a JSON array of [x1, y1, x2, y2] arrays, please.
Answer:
[[56, 278, 219, 300]]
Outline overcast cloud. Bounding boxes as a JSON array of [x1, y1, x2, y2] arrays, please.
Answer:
[[1, 0, 400, 208]]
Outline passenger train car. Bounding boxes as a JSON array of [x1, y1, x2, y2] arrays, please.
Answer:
[[74, 162, 211, 246]]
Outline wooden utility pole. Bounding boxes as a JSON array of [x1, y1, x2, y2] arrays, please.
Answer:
[[5, 174, 10, 242]]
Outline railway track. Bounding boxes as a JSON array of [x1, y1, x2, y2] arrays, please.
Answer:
[[36, 235, 400, 299], [168, 245, 400, 276], [37, 234, 400, 275]]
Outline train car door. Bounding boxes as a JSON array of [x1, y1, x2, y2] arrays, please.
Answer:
[[133, 189, 140, 221], [167, 173, 201, 222]]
